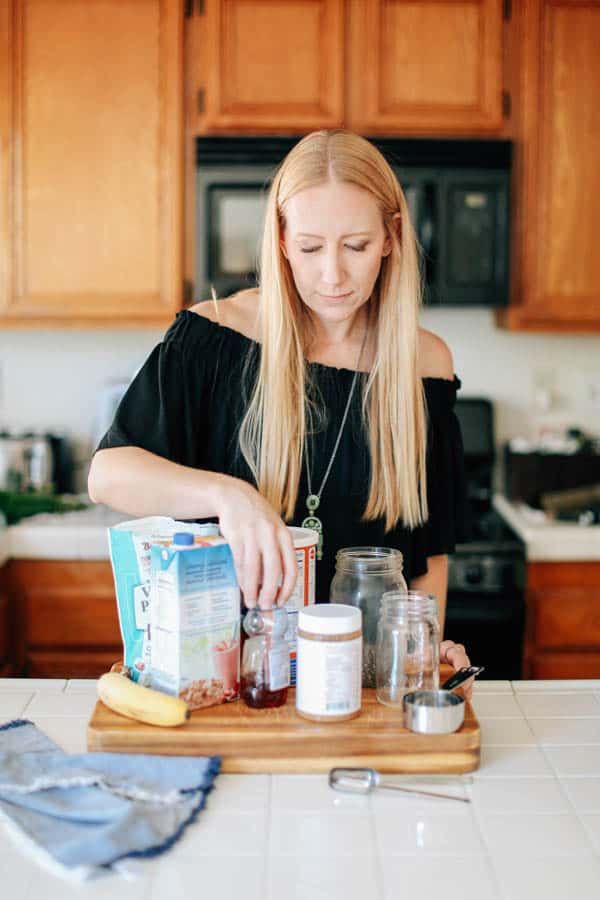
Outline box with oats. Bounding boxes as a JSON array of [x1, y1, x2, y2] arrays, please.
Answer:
[[150, 533, 241, 709]]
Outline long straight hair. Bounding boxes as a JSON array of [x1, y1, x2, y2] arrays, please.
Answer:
[[238, 130, 428, 532]]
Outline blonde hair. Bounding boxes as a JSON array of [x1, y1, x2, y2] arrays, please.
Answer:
[[238, 130, 428, 532]]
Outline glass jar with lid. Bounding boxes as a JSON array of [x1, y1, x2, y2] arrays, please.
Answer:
[[375, 590, 440, 707], [329, 547, 407, 687]]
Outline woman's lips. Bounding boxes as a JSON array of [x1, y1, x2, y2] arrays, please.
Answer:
[[318, 291, 352, 300]]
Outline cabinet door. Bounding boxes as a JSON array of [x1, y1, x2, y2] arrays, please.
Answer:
[[500, 0, 600, 331], [188, 0, 344, 133], [0, 567, 10, 675], [347, 0, 504, 135], [524, 561, 600, 679], [9, 560, 122, 678], [0, 0, 183, 325]]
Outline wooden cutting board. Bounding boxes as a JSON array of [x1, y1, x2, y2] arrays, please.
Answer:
[[87, 671, 480, 774]]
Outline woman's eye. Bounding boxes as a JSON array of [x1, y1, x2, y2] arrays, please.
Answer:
[[299, 244, 368, 254]]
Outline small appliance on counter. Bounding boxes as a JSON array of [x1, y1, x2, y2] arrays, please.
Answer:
[[540, 483, 600, 526], [0, 432, 74, 494], [504, 431, 600, 509]]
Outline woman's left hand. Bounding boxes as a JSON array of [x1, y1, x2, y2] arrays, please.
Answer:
[[439, 640, 474, 700]]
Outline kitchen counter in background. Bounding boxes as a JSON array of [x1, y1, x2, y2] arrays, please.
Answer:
[[5, 503, 123, 560], [0, 496, 599, 562], [1, 678, 599, 900], [494, 495, 600, 561]]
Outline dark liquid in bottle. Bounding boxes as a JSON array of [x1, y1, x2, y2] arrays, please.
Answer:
[[241, 674, 288, 709]]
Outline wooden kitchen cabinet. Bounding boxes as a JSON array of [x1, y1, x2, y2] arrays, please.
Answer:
[[187, 0, 505, 136], [0, 564, 13, 676], [6, 559, 121, 678], [187, 0, 345, 134], [347, 0, 504, 135], [523, 561, 600, 679], [0, 0, 184, 326], [498, 0, 600, 332]]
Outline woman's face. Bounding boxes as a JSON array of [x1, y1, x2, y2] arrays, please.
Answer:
[[281, 179, 392, 330]]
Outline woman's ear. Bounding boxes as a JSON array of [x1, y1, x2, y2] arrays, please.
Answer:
[[382, 212, 402, 257]]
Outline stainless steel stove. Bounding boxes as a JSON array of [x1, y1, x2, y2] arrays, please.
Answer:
[[445, 399, 526, 680]]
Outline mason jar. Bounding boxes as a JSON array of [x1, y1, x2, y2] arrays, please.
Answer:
[[329, 547, 407, 688], [375, 591, 440, 707]]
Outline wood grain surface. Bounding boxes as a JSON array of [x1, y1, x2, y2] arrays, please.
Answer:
[[87, 671, 480, 774]]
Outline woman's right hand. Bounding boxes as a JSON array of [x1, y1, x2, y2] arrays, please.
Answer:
[[215, 476, 298, 610]]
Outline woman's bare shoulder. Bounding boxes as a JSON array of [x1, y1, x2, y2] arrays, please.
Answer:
[[417, 328, 454, 380], [189, 288, 260, 340]]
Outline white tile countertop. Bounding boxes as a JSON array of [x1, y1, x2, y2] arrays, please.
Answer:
[[5, 503, 123, 560], [3, 496, 600, 563], [1, 678, 600, 899], [494, 494, 600, 562]]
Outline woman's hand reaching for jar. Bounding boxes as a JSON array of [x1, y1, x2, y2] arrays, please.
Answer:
[[440, 640, 474, 700]]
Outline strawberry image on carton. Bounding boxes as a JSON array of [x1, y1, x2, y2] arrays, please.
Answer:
[[150, 538, 241, 710]]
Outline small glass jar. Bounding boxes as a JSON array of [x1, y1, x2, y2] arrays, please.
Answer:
[[329, 547, 407, 687], [375, 591, 440, 707], [240, 607, 290, 708]]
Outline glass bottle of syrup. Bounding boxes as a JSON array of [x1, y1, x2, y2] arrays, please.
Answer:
[[240, 607, 289, 708]]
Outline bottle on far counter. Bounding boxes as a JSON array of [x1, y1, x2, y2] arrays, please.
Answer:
[[240, 607, 290, 709]]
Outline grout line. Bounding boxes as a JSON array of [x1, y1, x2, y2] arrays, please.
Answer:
[[263, 775, 272, 897], [19, 692, 36, 717], [551, 767, 598, 854], [369, 789, 386, 900], [468, 795, 507, 900]]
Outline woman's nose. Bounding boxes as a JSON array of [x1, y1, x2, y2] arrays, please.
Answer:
[[321, 250, 345, 285]]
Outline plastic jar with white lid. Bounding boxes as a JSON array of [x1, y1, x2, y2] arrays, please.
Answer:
[[295, 604, 362, 722]]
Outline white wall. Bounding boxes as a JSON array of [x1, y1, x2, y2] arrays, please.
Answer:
[[1, 309, 599, 491]]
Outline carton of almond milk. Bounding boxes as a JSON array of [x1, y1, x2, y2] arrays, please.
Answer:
[[150, 536, 241, 709], [108, 517, 217, 684]]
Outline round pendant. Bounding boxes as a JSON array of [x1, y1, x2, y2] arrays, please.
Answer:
[[302, 515, 322, 533], [306, 493, 320, 512]]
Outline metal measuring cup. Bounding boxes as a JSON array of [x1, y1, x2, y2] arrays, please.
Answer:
[[403, 665, 484, 734]]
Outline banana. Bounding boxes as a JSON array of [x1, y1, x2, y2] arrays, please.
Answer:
[[98, 672, 190, 727]]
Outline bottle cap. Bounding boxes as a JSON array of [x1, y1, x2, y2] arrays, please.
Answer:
[[299, 604, 361, 636], [173, 532, 194, 546]]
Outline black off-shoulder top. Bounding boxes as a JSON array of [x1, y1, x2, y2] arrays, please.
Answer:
[[98, 310, 467, 601]]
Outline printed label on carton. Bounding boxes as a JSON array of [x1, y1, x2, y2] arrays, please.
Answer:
[[107, 516, 224, 684], [150, 542, 241, 710]]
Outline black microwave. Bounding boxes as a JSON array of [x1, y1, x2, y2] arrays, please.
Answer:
[[195, 137, 511, 307]]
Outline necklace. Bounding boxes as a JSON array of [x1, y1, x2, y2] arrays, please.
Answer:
[[301, 323, 369, 561]]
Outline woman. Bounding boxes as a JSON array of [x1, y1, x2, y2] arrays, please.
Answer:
[[89, 130, 470, 682]]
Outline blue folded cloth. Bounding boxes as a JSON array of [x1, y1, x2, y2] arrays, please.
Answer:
[[0, 719, 220, 881]]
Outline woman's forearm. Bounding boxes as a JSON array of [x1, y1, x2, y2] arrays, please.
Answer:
[[410, 554, 448, 636], [87, 446, 231, 519]]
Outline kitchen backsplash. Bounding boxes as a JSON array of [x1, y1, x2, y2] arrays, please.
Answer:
[[1, 309, 599, 494]]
